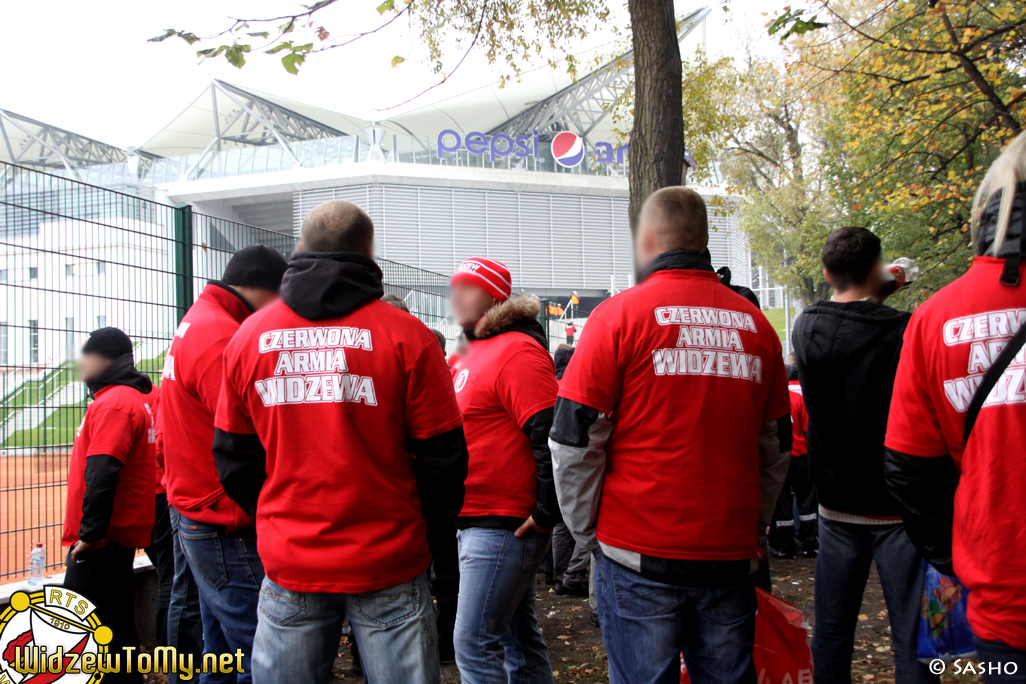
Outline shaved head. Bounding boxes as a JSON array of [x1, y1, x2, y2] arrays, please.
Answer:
[[642, 187, 709, 251], [300, 200, 375, 254], [635, 187, 709, 270]]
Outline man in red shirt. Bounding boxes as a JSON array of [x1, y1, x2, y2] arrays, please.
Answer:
[[62, 327, 157, 684], [159, 244, 287, 684], [885, 138, 1026, 681], [550, 187, 790, 684], [768, 355, 818, 559], [448, 257, 560, 683], [213, 200, 468, 684], [565, 322, 577, 346]]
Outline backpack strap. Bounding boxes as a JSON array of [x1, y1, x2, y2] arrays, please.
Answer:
[[965, 320, 1026, 440], [999, 195, 1026, 286]]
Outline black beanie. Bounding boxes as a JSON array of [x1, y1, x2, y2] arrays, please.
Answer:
[[222, 245, 289, 291], [82, 327, 133, 360]]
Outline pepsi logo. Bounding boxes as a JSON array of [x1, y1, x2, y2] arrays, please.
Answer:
[[551, 132, 585, 168]]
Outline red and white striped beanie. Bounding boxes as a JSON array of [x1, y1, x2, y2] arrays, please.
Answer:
[[451, 257, 512, 302]]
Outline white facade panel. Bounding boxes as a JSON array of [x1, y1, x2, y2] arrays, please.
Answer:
[[295, 183, 748, 293]]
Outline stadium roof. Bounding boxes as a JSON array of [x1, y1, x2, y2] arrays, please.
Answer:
[[0, 109, 129, 176], [140, 80, 372, 158], [138, 6, 711, 159], [3, 6, 710, 181], [384, 6, 712, 146]]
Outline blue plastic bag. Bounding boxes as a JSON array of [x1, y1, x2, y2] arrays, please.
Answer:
[[917, 560, 977, 662]]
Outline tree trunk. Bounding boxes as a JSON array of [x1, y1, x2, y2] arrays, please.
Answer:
[[627, 0, 686, 244]]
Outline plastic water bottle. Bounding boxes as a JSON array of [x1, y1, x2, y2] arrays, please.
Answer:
[[28, 543, 45, 587], [880, 257, 920, 296]]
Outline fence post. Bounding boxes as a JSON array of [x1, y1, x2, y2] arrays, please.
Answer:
[[173, 204, 194, 324]]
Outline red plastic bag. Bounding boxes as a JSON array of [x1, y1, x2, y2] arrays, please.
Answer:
[[682, 588, 813, 684]]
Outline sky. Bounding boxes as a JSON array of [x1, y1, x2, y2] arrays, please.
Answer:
[[0, 0, 784, 149]]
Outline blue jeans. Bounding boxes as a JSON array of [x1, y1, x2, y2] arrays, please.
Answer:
[[167, 507, 204, 684], [178, 513, 264, 684], [813, 517, 939, 684], [252, 572, 440, 684], [595, 550, 756, 684], [975, 638, 1026, 684], [454, 527, 554, 684]]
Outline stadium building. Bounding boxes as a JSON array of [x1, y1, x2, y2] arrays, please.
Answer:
[[1, 6, 746, 304]]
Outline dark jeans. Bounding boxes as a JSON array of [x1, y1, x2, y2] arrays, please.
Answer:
[[975, 638, 1026, 684], [769, 455, 818, 553], [145, 492, 174, 646], [813, 517, 938, 684], [178, 513, 264, 684], [63, 541, 142, 684], [167, 506, 204, 684], [595, 550, 757, 684], [552, 523, 589, 586], [432, 525, 460, 662]]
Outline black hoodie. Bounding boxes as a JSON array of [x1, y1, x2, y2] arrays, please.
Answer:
[[280, 251, 384, 320], [792, 300, 911, 517]]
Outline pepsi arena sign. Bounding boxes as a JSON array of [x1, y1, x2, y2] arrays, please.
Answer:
[[437, 130, 629, 168]]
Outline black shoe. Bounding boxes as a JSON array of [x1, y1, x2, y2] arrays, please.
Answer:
[[802, 547, 818, 559], [555, 581, 589, 597], [544, 574, 556, 586], [590, 612, 600, 627], [769, 545, 798, 560]]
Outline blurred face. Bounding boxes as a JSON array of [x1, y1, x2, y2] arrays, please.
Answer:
[[634, 206, 663, 272], [77, 352, 112, 383], [234, 286, 280, 311], [450, 283, 496, 329]]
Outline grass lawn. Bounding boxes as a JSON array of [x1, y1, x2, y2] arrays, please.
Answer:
[[762, 307, 800, 348]]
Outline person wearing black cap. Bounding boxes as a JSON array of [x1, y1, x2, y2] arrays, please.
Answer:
[[157, 244, 287, 684], [62, 327, 156, 684]]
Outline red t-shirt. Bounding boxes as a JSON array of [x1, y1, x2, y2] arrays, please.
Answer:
[[454, 332, 558, 520], [566, 324, 577, 336], [886, 257, 1026, 650], [160, 284, 253, 530], [789, 380, 809, 457], [63, 385, 157, 549], [215, 299, 464, 593], [559, 268, 790, 560]]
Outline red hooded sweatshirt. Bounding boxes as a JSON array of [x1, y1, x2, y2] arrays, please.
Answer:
[[158, 283, 254, 530]]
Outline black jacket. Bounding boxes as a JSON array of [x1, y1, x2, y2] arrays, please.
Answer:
[[214, 251, 469, 562], [792, 300, 911, 517]]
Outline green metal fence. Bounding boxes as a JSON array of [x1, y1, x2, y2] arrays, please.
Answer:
[[0, 161, 450, 581]]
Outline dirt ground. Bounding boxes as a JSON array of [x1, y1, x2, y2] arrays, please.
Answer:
[[327, 557, 896, 683]]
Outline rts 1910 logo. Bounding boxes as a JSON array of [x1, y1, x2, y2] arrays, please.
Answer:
[[0, 586, 112, 683], [437, 129, 630, 168]]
